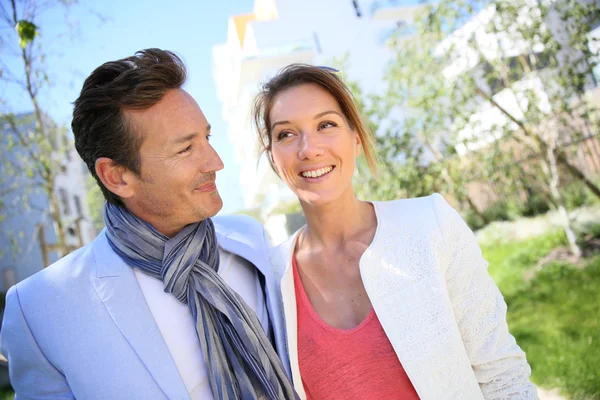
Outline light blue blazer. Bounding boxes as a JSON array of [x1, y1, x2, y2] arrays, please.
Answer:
[[0, 215, 290, 399]]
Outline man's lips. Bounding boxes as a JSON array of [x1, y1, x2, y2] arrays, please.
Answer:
[[194, 181, 217, 192]]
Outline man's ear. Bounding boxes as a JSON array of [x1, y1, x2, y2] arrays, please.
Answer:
[[95, 158, 136, 200]]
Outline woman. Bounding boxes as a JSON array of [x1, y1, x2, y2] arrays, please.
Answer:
[[252, 64, 538, 400]]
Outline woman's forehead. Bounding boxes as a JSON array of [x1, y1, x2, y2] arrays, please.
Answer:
[[270, 83, 342, 121]]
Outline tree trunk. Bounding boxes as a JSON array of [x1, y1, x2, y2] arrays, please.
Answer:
[[545, 146, 581, 258], [48, 186, 69, 258], [474, 85, 600, 201], [425, 140, 490, 225], [10, 0, 69, 259], [465, 194, 490, 225], [556, 152, 600, 199]]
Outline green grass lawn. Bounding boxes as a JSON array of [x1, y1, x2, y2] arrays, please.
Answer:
[[482, 232, 600, 399]]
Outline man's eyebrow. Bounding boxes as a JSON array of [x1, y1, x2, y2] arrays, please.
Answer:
[[169, 125, 211, 145], [169, 133, 198, 145]]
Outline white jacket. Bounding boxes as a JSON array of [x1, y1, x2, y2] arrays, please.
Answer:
[[270, 194, 538, 400]]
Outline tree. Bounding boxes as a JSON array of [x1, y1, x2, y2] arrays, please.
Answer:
[[86, 175, 105, 232], [372, 0, 600, 257], [0, 0, 88, 260]]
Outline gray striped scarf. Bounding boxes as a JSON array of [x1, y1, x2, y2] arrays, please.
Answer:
[[104, 202, 297, 400]]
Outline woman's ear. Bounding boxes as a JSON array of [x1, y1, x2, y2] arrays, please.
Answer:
[[355, 131, 362, 156]]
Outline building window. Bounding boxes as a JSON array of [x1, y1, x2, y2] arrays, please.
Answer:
[[73, 195, 83, 217], [59, 188, 71, 216], [589, 25, 600, 86], [3, 268, 17, 291], [475, 51, 554, 97]]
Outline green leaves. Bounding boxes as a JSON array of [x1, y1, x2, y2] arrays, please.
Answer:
[[15, 20, 38, 48]]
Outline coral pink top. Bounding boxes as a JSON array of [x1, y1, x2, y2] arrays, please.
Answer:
[[293, 257, 421, 399]]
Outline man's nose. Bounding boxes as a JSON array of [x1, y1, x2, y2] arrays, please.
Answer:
[[200, 143, 224, 172]]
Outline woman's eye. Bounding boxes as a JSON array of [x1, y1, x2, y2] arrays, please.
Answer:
[[319, 121, 337, 130], [277, 131, 293, 140], [178, 145, 192, 154]]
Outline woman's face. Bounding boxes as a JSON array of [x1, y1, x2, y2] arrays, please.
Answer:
[[269, 83, 361, 207]]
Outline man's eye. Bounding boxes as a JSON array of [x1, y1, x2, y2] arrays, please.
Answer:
[[206, 134, 212, 141], [178, 145, 192, 154]]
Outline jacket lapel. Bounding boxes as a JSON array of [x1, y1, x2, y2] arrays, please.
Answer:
[[272, 230, 306, 399], [359, 201, 469, 400], [215, 225, 294, 381], [90, 231, 190, 400]]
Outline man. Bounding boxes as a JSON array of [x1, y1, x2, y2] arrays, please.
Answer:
[[0, 49, 295, 400]]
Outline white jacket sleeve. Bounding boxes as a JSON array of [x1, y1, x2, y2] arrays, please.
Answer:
[[432, 193, 539, 400]]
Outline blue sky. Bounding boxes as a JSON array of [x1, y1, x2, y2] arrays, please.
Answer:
[[3, 0, 254, 215]]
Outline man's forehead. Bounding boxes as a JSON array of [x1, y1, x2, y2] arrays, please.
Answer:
[[126, 90, 198, 118], [126, 90, 207, 127], [125, 91, 209, 147]]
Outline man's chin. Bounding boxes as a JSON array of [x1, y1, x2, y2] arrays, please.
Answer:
[[205, 195, 224, 219]]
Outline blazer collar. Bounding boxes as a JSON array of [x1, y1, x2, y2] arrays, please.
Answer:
[[214, 222, 269, 278], [89, 223, 273, 399], [93, 224, 268, 279], [91, 231, 190, 400]]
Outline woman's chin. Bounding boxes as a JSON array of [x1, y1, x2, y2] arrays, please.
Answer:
[[296, 190, 339, 208]]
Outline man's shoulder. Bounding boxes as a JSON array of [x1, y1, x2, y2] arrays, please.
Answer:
[[12, 237, 98, 304], [212, 214, 265, 238]]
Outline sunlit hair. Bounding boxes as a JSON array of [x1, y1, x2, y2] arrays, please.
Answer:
[[252, 64, 378, 177]]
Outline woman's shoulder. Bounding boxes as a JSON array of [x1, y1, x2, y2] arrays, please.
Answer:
[[371, 193, 464, 236], [373, 194, 470, 244], [372, 193, 442, 219]]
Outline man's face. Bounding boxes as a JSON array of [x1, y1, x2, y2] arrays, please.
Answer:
[[123, 89, 224, 237]]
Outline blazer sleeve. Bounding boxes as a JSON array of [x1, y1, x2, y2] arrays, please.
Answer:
[[0, 285, 74, 399], [431, 193, 539, 400], [258, 223, 273, 333]]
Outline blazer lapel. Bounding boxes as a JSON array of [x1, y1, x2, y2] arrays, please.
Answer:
[[215, 225, 294, 382], [90, 231, 189, 400]]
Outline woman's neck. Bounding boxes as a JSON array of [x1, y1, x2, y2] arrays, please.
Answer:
[[299, 190, 375, 251]]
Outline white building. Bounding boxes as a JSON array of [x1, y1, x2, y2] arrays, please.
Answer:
[[0, 113, 96, 291], [213, 0, 425, 243]]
